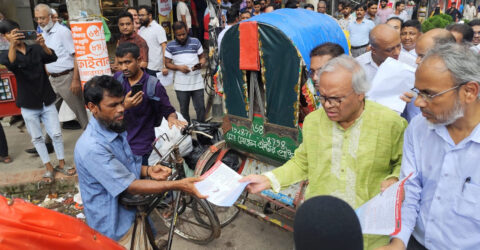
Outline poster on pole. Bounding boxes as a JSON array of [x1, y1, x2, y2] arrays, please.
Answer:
[[70, 20, 111, 86]]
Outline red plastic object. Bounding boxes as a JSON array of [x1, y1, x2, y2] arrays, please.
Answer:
[[0, 69, 21, 118], [0, 195, 124, 250]]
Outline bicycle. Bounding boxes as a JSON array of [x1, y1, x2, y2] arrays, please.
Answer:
[[120, 123, 221, 250]]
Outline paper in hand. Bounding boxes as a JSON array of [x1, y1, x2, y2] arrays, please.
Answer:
[[355, 173, 413, 236], [367, 58, 416, 113], [156, 71, 173, 86], [195, 162, 250, 207]]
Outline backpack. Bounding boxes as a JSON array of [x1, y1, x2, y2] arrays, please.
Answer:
[[115, 73, 163, 127]]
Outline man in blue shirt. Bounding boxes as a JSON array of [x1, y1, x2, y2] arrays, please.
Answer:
[[74, 75, 205, 244], [379, 43, 480, 249], [348, 4, 375, 57], [113, 42, 186, 165]]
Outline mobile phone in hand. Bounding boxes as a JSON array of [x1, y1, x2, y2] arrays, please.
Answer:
[[18, 30, 37, 40], [131, 84, 143, 96], [191, 63, 201, 71]]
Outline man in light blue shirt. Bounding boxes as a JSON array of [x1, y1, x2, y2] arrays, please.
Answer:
[[348, 4, 375, 57], [379, 43, 480, 249], [74, 75, 205, 245]]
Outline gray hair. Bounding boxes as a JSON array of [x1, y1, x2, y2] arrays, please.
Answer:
[[318, 55, 371, 94], [423, 43, 480, 97], [34, 4, 52, 15], [318, 1, 327, 6]]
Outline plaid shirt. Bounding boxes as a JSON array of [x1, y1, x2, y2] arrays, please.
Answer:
[[118, 32, 149, 64]]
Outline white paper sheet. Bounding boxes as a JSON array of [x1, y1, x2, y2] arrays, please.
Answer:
[[356, 173, 413, 236], [367, 57, 416, 113], [156, 71, 173, 86], [194, 162, 250, 207]]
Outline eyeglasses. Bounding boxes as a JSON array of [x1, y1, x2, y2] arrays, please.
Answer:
[[411, 83, 466, 102], [308, 67, 322, 79], [318, 90, 355, 106]]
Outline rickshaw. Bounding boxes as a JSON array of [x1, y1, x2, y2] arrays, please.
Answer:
[[195, 9, 350, 230]]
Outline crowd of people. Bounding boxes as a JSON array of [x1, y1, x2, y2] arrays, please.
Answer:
[[0, 0, 479, 249]]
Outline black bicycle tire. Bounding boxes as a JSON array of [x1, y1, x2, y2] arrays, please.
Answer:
[[198, 149, 246, 227], [162, 193, 221, 245]]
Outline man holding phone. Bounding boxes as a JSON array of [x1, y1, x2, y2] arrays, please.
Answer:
[[114, 42, 186, 165], [34, 4, 88, 130], [0, 19, 75, 183], [165, 21, 206, 123]]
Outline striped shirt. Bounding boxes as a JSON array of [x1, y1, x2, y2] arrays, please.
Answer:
[[165, 37, 204, 91]]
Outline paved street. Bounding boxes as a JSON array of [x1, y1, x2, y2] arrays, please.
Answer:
[[0, 83, 293, 249]]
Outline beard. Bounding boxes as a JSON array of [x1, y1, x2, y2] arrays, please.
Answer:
[[39, 19, 54, 32], [176, 37, 188, 46], [140, 18, 149, 27], [424, 97, 465, 126], [97, 115, 127, 133]]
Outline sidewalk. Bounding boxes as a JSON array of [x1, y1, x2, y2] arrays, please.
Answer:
[[0, 84, 198, 188]]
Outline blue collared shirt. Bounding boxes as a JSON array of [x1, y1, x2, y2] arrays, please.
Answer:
[[347, 18, 375, 47], [74, 117, 142, 241], [395, 115, 480, 249]]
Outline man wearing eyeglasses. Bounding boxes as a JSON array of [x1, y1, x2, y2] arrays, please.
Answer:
[[378, 43, 480, 250], [241, 55, 408, 249]]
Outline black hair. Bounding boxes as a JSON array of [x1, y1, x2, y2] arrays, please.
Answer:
[[446, 23, 474, 42], [387, 16, 404, 25], [84, 75, 124, 106], [395, 1, 405, 8], [285, 0, 299, 8], [58, 4, 68, 14], [0, 19, 19, 35], [342, 2, 352, 9], [401, 19, 421, 32], [380, 0, 387, 2], [468, 19, 480, 27], [310, 42, 345, 58], [241, 10, 252, 15], [226, 8, 239, 23], [115, 42, 140, 59], [354, 4, 367, 11], [138, 5, 153, 15], [172, 21, 188, 32], [304, 3, 315, 9], [253, 0, 261, 5], [117, 11, 134, 23], [126, 7, 138, 13], [367, 2, 377, 8]]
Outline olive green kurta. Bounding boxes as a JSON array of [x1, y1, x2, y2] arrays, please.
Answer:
[[265, 101, 407, 249]]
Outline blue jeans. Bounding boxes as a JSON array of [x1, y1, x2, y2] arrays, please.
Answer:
[[21, 103, 64, 164]]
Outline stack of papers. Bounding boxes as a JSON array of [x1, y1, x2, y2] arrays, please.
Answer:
[[367, 58, 416, 113], [356, 173, 413, 236]]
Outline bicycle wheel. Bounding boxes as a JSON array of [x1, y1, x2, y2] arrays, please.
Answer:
[[198, 148, 246, 227], [157, 192, 221, 245]]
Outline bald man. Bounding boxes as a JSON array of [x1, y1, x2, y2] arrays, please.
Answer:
[[356, 24, 416, 83], [400, 29, 456, 105]]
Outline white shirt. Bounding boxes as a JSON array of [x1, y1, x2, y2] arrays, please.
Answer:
[[139, 21, 168, 71], [356, 50, 417, 83], [42, 22, 75, 73], [165, 37, 204, 91], [401, 45, 418, 58], [176, 1, 192, 29], [464, 5, 477, 20], [217, 24, 232, 53], [388, 10, 409, 21]]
